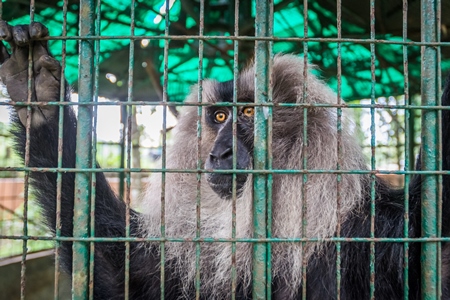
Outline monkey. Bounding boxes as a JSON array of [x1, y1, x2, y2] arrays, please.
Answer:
[[2, 21, 450, 299]]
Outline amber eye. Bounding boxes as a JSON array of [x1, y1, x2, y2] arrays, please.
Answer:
[[214, 111, 227, 123], [242, 107, 254, 117]]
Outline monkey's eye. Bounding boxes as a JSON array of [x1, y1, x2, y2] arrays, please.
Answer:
[[242, 107, 254, 117], [214, 111, 227, 123]]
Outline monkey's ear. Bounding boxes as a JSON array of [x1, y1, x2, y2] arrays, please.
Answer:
[[271, 54, 314, 104]]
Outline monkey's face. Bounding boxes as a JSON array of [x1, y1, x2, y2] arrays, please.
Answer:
[[204, 104, 254, 199]]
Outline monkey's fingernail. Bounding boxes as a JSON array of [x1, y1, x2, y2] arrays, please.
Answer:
[[12, 26, 29, 46], [30, 22, 49, 38]]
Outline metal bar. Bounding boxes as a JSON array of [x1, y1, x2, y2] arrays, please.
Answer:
[[402, 0, 410, 299], [8, 100, 450, 110], [124, 1, 136, 298], [5, 166, 450, 176], [301, 2, 309, 298], [18, 34, 450, 47], [252, 0, 271, 298], [54, 1, 69, 299], [85, 0, 101, 298], [196, 1, 205, 298], [420, 0, 440, 298], [231, 1, 240, 298], [436, 1, 443, 297], [159, 0, 171, 298], [4, 234, 450, 243], [265, 4, 274, 298], [72, 0, 95, 299], [369, 0, 377, 298], [89, 0, 101, 298], [335, 0, 343, 298], [20, 1, 37, 298]]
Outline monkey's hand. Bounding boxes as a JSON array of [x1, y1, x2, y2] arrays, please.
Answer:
[[0, 21, 62, 127]]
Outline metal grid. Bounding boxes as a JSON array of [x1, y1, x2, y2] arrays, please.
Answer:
[[0, 0, 446, 299]]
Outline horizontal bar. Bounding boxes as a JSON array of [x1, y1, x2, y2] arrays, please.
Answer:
[[4, 101, 450, 111], [3, 235, 450, 243], [2, 166, 450, 176], [25, 34, 450, 47]]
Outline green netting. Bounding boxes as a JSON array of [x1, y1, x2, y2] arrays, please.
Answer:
[[3, 0, 450, 102]]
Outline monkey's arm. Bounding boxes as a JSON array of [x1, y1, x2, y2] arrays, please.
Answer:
[[0, 22, 173, 298]]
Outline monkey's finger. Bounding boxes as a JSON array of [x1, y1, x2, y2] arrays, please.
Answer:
[[29, 22, 50, 60], [11, 25, 31, 63], [11, 25, 30, 47], [35, 55, 62, 81]]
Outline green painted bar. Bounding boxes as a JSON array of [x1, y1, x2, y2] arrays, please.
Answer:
[[195, 1, 205, 298], [252, 0, 271, 299], [72, 0, 95, 299], [402, 1, 411, 298], [420, 0, 439, 298]]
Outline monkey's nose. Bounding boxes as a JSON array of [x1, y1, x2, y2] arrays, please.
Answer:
[[209, 147, 233, 161]]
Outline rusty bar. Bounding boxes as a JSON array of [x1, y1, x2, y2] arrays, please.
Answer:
[[195, 0, 205, 297], [252, 0, 271, 299], [54, 1, 69, 299], [72, 0, 95, 299], [335, 0, 343, 298], [265, 3, 274, 298], [88, 0, 101, 298], [159, 0, 172, 298], [420, 0, 440, 298], [301, 1, 309, 298], [123, 1, 136, 299], [369, 0, 376, 298], [231, 1, 240, 298], [20, 1, 37, 298], [402, 0, 410, 299]]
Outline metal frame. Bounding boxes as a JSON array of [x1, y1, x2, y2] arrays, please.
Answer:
[[0, 0, 445, 299]]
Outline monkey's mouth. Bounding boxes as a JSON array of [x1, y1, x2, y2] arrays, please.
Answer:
[[206, 173, 247, 199]]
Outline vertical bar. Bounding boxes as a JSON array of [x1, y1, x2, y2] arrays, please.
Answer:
[[20, 1, 37, 298], [195, 0, 205, 297], [265, 4, 274, 297], [124, 1, 136, 299], [73, 0, 95, 299], [160, 2, 170, 300], [160, 0, 171, 298], [253, 0, 271, 298], [435, 2, 443, 298], [420, 0, 439, 298], [369, 1, 376, 298], [231, 1, 240, 298], [88, 0, 101, 298], [55, 1, 69, 299], [335, 0, 343, 298], [402, 0, 410, 299], [301, 2, 309, 299]]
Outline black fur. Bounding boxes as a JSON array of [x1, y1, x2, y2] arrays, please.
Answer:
[[4, 21, 450, 299]]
